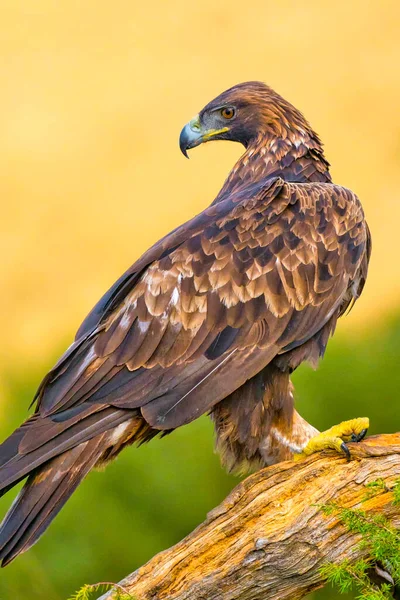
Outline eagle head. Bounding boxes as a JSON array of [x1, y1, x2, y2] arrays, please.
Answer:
[[179, 81, 312, 157]]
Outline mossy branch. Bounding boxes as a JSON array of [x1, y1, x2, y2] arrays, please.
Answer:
[[95, 433, 400, 600], [319, 491, 400, 599], [70, 582, 134, 600]]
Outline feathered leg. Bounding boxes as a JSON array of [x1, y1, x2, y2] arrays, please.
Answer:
[[210, 363, 308, 474], [211, 360, 368, 474]]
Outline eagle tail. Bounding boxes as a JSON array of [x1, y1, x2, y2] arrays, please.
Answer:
[[0, 407, 133, 498], [0, 436, 105, 566]]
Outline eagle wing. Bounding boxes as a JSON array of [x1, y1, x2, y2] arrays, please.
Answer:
[[6, 177, 369, 470]]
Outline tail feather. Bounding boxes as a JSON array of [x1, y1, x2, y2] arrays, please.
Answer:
[[0, 478, 26, 500], [0, 407, 130, 495], [0, 436, 106, 566]]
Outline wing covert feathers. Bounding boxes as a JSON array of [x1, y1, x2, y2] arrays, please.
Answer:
[[32, 179, 369, 426], [0, 178, 369, 561]]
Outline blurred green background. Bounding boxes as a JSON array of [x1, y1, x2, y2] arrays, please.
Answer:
[[1, 319, 399, 600], [0, 1, 400, 599]]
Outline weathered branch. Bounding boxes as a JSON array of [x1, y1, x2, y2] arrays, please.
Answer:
[[98, 433, 400, 600]]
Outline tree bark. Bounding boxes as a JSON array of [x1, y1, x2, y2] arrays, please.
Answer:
[[98, 433, 400, 600]]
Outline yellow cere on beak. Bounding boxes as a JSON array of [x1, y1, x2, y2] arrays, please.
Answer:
[[189, 115, 201, 131], [189, 115, 230, 139], [179, 114, 230, 157], [201, 126, 230, 141]]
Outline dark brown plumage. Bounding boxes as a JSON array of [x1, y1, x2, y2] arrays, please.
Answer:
[[0, 81, 370, 565]]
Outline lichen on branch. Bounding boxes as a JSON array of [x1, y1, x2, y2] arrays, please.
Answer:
[[95, 433, 400, 600]]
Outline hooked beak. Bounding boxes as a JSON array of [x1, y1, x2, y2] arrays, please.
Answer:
[[179, 115, 229, 158]]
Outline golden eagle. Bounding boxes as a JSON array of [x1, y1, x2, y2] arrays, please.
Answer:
[[0, 82, 370, 565]]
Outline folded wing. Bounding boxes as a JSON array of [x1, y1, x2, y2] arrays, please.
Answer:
[[2, 177, 370, 485]]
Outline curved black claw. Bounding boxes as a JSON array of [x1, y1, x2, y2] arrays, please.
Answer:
[[341, 442, 351, 461], [350, 428, 368, 443]]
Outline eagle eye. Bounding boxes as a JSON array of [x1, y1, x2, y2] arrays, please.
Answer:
[[221, 107, 235, 120]]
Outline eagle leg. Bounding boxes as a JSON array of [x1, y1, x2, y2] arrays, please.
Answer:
[[294, 417, 369, 462]]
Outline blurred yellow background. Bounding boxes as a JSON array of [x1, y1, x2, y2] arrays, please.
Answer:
[[0, 2, 399, 599], [0, 0, 399, 369]]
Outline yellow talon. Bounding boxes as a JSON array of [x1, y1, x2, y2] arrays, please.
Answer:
[[294, 417, 369, 461]]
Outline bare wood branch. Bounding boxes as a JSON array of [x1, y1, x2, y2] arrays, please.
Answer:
[[98, 433, 400, 600]]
